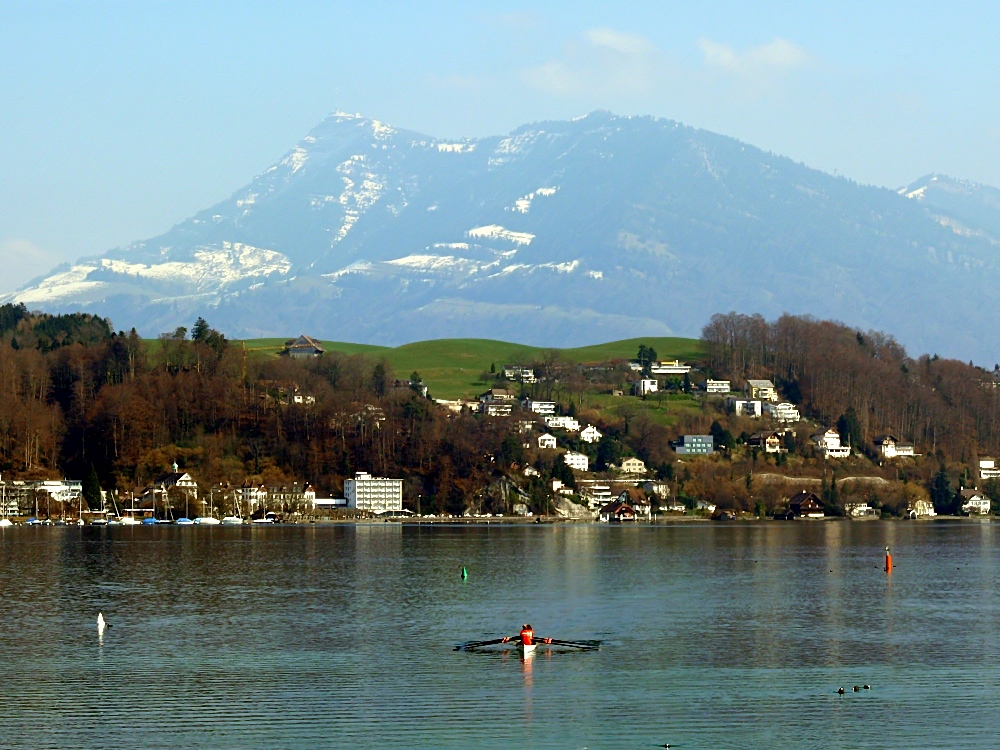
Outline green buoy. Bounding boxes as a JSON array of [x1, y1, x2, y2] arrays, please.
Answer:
[[461, 566, 468, 579]]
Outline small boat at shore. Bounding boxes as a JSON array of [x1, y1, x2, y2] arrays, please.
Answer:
[[0, 518, 13, 527], [221, 516, 243, 525], [194, 516, 221, 525]]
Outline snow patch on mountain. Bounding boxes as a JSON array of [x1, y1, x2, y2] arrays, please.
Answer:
[[334, 155, 385, 241], [436, 143, 475, 153], [281, 146, 309, 174], [385, 254, 480, 273], [102, 243, 290, 288], [467, 225, 535, 245], [510, 186, 559, 213]]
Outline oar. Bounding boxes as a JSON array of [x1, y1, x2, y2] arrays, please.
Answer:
[[454, 636, 514, 651], [536, 637, 601, 649]]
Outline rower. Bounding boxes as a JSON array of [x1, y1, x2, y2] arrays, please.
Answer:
[[520, 624, 534, 647]]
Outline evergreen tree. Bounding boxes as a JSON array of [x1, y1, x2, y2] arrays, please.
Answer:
[[82, 464, 101, 512], [930, 466, 953, 514], [192, 316, 210, 341]]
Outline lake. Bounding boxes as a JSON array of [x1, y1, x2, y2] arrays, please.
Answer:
[[1, 521, 998, 749]]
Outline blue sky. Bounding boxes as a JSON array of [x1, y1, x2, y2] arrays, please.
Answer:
[[2, 1, 998, 291]]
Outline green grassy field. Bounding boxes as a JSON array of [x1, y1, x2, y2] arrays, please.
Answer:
[[231, 336, 705, 400]]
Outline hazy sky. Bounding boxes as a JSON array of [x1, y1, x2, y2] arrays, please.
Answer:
[[2, 1, 998, 291]]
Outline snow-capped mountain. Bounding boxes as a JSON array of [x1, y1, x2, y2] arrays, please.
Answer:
[[9, 111, 1000, 360]]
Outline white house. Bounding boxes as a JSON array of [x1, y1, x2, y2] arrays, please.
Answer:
[[537, 433, 557, 450], [150, 468, 199, 500], [545, 415, 580, 432], [726, 397, 762, 418], [845, 501, 878, 517], [812, 429, 852, 459], [481, 403, 512, 417], [633, 379, 658, 396], [909, 499, 937, 518], [875, 435, 915, 459], [524, 399, 556, 415], [563, 451, 589, 472], [763, 402, 800, 422], [523, 466, 540, 477], [746, 379, 778, 401], [705, 379, 731, 394], [345, 472, 403, 514], [980, 458, 1000, 480], [617, 457, 647, 475], [961, 489, 991, 515], [649, 360, 691, 375], [580, 425, 603, 443], [503, 365, 537, 383]]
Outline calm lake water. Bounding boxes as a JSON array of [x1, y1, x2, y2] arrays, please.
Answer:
[[1, 521, 999, 749]]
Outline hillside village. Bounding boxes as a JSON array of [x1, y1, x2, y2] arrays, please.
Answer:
[[1, 305, 1000, 524]]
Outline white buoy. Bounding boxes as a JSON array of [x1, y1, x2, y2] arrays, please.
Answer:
[[97, 612, 106, 633]]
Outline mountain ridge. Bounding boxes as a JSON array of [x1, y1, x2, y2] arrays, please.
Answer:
[[7, 111, 1000, 360]]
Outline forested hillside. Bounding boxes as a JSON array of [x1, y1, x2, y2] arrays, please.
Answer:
[[2, 302, 999, 517]]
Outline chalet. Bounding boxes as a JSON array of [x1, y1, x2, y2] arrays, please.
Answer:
[[726, 397, 762, 418], [633, 378, 658, 396], [524, 399, 556, 415], [789, 491, 825, 518], [746, 379, 778, 401], [598, 499, 636, 523], [695, 499, 717, 514], [536, 434, 557, 450], [617, 488, 651, 518], [980, 458, 1000, 480], [705, 379, 731, 394], [545, 415, 580, 432], [149, 468, 199, 499], [563, 451, 589, 472], [617, 457, 647, 475], [672, 435, 714, 455], [874, 435, 915, 459], [748, 431, 783, 454], [961, 489, 991, 516], [811, 428, 851, 459], [580, 425, 603, 444], [763, 402, 800, 422], [284, 335, 324, 358], [480, 387, 516, 403], [523, 466, 540, 477]]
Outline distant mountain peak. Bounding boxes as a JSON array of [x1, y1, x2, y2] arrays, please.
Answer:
[[6, 112, 1000, 360]]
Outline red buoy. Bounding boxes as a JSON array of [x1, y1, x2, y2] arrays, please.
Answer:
[[885, 546, 892, 574]]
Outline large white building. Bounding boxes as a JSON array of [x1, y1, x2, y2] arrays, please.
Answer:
[[763, 402, 800, 422], [563, 451, 589, 472], [726, 397, 762, 418], [545, 415, 581, 432], [524, 399, 557, 415], [705, 379, 731, 394], [649, 360, 691, 375], [580, 425, 603, 443], [980, 458, 1000, 480], [344, 472, 403, 514]]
